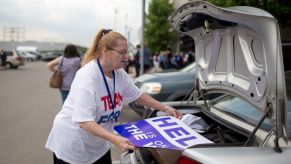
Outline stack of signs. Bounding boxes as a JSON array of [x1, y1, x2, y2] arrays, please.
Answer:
[[114, 116, 213, 150]]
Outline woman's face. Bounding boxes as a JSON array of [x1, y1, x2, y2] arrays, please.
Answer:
[[103, 39, 129, 69]]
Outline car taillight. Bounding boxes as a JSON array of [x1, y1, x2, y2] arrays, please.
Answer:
[[17, 56, 24, 61], [177, 156, 201, 164]]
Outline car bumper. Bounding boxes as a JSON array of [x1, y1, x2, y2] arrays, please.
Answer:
[[10, 60, 25, 67]]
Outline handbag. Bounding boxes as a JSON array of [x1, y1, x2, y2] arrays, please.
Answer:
[[49, 57, 63, 88]]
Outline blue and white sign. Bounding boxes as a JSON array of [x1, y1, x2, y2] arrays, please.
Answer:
[[114, 116, 213, 150]]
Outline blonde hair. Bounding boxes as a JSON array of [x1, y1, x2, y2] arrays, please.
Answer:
[[82, 29, 127, 66]]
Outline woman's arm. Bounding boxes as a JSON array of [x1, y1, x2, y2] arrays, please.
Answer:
[[47, 57, 60, 72], [135, 93, 182, 119], [79, 121, 135, 152]]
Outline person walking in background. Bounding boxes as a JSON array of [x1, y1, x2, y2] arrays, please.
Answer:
[[152, 52, 161, 73], [47, 44, 81, 103], [46, 29, 182, 164], [139, 43, 151, 74], [134, 44, 140, 77], [0, 49, 7, 70]]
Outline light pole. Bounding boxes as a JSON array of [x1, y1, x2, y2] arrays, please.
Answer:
[[140, 0, 145, 76]]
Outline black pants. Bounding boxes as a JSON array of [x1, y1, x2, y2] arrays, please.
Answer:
[[53, 150, 112, 164]]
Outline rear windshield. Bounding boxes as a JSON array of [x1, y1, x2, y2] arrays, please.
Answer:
[[181, 62, 196, 72], [4, 51, 13, 56], [210, 95, 273, 131], [210, 71, 291, 137]]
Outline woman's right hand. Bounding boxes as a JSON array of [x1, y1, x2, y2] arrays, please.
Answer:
[[79, 121, 135, 152], [112, 135, 135, 152]]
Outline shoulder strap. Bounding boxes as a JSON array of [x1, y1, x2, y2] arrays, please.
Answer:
[[59, 57, 64, 69]]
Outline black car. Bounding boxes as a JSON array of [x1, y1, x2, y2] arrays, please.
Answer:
[[42, 51, 62, 61], [130, 62, 196, 117]]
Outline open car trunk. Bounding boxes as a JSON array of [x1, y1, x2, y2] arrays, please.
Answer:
[[121, 1, 290, 164], [135, 104, 250, 164]]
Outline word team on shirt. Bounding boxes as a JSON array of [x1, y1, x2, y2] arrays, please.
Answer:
[[101, 92, 123, 111]]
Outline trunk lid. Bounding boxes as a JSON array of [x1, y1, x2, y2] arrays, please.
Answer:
[[170, 1, 288, 140]]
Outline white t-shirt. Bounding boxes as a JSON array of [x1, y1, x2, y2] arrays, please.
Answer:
[[46, 60, 142, 164]]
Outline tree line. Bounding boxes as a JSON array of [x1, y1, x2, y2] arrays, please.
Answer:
[[145, 0, 291, 53]]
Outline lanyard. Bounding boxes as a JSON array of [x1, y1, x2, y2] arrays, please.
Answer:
[[97, 59, 115, 111]]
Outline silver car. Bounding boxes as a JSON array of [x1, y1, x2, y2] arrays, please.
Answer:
[[121, 1, 291, 164], [4, 50, 25, 69], [18, 51, 37, 62]]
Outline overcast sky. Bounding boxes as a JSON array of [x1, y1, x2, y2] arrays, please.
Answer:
[[0, 0, 149, 47]]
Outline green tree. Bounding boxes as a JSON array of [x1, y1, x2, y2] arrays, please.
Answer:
[[145, 0, 176, 53], [207, 0, 291, 27]]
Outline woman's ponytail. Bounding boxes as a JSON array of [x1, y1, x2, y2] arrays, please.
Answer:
[[81, 28, 105, 66]]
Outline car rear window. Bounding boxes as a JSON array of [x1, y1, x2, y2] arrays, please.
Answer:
[[210, 95, 273, 131], [4, 51, 13, 56]]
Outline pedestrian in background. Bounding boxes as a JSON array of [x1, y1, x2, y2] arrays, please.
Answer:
[[134, 44, 140, 77], [152, 52, 161, 73], [0, 49, 7, 70], [47, 44, 81, 103], [46, 29, 182, 164], [138, 43, 151, 74]]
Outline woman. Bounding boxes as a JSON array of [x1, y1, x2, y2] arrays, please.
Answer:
[[46, 29, 182, 164], [47, 45, 81, 103]]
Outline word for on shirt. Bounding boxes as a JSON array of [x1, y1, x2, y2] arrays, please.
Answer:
[[98, 111, 121, 124]]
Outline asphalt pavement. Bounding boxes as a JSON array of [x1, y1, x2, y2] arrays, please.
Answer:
[[0, 61, 141, 164]]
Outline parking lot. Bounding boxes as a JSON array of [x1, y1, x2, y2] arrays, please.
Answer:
[[0, 61, 141, 164]]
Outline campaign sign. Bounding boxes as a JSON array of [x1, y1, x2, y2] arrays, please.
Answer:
[[114, 116, 212, 150]]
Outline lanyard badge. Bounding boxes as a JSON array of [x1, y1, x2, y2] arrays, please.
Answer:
[[97, 59, 116, 123]]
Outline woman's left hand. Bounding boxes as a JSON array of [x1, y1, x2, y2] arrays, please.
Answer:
[[165, 105, 182, 119]]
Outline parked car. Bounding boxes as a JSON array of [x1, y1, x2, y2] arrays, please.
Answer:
[[123, 1, 291, 164], [42, 51, 62, 61], [4, 50, 25, 69], [28, 51, 43, 60], [18, 51, 37, 62], [130, 62, 196, 116]]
